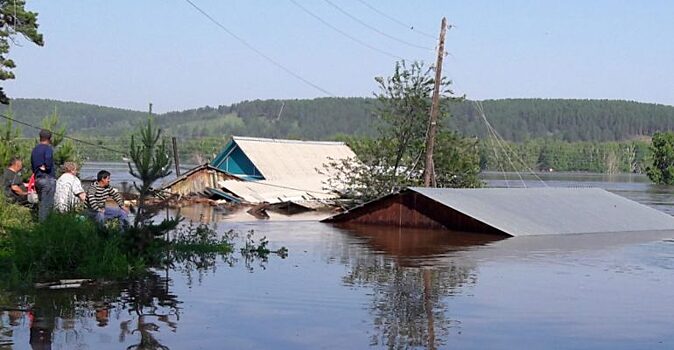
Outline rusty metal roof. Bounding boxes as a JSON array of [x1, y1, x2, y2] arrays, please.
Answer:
[[407, 187, 674, 236]]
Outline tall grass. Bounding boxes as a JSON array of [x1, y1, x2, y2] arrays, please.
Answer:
[[0, 193, 33, 238], [3, 213, 144, 284]]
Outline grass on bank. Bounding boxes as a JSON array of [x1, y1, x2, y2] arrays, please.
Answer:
[[0, 210, 233, 287]]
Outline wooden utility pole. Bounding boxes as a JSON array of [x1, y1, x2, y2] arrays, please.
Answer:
[[423, 17, 447, 187], [172, 137, 181, 177]]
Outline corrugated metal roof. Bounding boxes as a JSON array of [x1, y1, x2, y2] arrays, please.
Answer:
[[408, 187, 674, 236], [231, 136, 357, 181], [218, 177, 336, 204], [161, 163, 238, 190]]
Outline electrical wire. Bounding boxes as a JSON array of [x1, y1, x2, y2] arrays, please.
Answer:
[[354, 0, 436, 39], [322, 0, 434, 51], [0, 113, 127, 156], [474, 102, 549, 187], [288, 0, 404, 60], [183, 0, 335, 96]]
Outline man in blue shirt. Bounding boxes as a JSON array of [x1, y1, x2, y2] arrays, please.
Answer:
[[31, 129, 56, 221]]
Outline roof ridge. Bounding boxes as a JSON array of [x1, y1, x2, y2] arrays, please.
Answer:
[[232, 135, 346, 145]]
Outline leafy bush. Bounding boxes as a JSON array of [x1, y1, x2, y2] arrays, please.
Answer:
[[647, 132, 674, 185]]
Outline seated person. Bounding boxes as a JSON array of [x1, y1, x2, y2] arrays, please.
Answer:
[[2, 156, 28, 204], [86, 170, 130, 227], [54, 162, 86, 213]]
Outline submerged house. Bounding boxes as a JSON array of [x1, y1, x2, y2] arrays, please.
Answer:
[[323, 187, 674, 237], [161, 164, 240, 198], [207, 136, 358, 205]]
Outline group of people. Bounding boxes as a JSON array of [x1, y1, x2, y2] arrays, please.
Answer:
[[1, 129, 130, 227]]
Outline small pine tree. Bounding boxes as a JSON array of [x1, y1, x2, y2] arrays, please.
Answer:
[[0, 108, 23, 168], [125, 106, 181, 254], [41, 108, 81, 169], [128, 114, 172, 226]]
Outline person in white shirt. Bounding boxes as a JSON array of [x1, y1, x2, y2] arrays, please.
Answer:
[[53, 162, 86, 213]]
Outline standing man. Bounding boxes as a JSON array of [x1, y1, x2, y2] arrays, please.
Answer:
[[86, 170, 130, 228], [31, 129, 56, 221], [54, 161, 86, 213], [2, 156, 28, 204]]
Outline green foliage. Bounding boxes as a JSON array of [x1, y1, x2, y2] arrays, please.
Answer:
[[0, 108, 29, 168], [0, 0, 44, 104], [2, 97, 672, 174], [479, 138, 650, 174], [239, 230, 288, 272], [0, 191, 32, 237], [128, 115, 172, 226], [163, 223, 235, 272], [374, 61, 453, 173], [2, 213, 141, 283], [0, 209, 289, 287], [0, 109, 81, 180], [171, 223, 232, 254], [4, 98, 674, 144], [122, 217, 182, 258], [433, 131, 482, 187], [125, 113, 181, 256], [326, 61, 480, 204], [41, 108, 81, 168], [646, 132, 674, 184]]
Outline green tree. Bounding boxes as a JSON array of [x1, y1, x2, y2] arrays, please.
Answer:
[[326, 61, 481, 204], [646, 132, 674, 185], [41, 108, 80, 168], [0, 107, 24, 167], [128, 116, 172, 226], [0, 0, 44, 104], [125, 113, 181, 254], [433, 131, 481, 188]]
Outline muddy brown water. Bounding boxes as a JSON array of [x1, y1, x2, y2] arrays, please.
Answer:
[[2, 171, 674, 349]]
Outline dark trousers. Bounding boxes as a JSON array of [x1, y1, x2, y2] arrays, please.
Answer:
[[35, 177, 56, 222]]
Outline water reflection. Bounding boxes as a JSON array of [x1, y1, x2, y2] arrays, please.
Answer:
[[338, 224, 505, 267], [0, 271, 179, 350], [337, 225, 503, 349]]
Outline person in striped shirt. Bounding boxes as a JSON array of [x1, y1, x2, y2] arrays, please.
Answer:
[[86, 170, 130, 228]]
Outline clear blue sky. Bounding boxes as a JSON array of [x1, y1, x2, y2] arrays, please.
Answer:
[[5, 0, 674, 113]]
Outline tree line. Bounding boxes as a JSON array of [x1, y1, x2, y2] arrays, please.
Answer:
[[2, 98, 674, 143]]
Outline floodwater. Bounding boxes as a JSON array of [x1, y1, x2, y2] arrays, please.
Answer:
[[2, 172, 674, 349]]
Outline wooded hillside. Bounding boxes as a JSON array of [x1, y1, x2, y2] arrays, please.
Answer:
[[2, 98, 674, 142]]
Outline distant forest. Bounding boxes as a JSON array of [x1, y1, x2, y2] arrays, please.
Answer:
[[1, 98, 673, 172], [3, 97, 674, 142]]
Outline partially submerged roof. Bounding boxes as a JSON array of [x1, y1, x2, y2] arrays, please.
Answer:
[[161, 164, 240, 196], [210, 136, 357, 204], [218, 177, 335, 204], [324, 187, 674, 236], [212, 136, 357, 181]]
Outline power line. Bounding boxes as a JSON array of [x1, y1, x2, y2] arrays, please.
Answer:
[[288, 0, 404, 60], [322, 0, 434, 51], [183, 0, 335, 96], [0, 113, 127, 156], [355, 0, 436, 40]]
